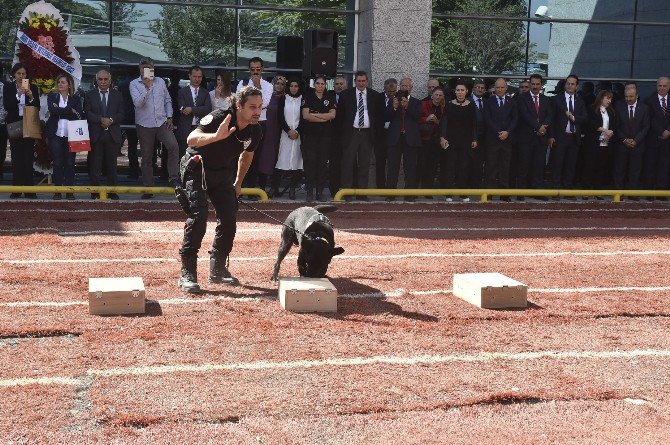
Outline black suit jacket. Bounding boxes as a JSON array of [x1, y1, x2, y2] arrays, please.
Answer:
[[483, 95, 518, 144], [645, 95, 670, 147], [550, 93, 588, 142], [45, 92, 83, 138], [337, 87, 379, 143], [517, 92, 553, 142], [615, 101, 650, 146], [585, 107, 617, 148], [176, 86, 213, 141], [386, 96, 422, 147], [375, 93, 394, 139], [3, 82, 40, 124], [85, 88, 125, 144]]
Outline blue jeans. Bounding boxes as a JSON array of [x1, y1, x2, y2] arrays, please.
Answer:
[[49, 135, 76, 186]]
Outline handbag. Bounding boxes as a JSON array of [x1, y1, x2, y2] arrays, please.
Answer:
[[67, 112, 91, 152], [7, 120, 23, 139]]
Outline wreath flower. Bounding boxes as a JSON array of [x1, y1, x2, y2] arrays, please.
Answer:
[[16, 11, 73, 95]]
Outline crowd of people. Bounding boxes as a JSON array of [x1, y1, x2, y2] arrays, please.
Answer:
[[2, 55, 670, 201]]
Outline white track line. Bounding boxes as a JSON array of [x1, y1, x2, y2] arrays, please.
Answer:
[[4, 226, 670, 236], [2, 285, 670, 308], [5, 250, 670, 265], [2, 348, 670, 387]]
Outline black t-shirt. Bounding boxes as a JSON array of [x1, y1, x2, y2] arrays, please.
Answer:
[[301, 91, 337, 135], [187, 108, 262, 170]]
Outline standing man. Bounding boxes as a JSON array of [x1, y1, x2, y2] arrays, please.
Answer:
[[176, 65, 212, 160], [548, 74, 588, 191], [0, 71, 6, 182], [236, 57, 273, 190], [614, 85, 650, 192], [85, 70, 125, 200], [643, 77, 670, 195], [178, 86, 263, 293], [338, 70, 379, 198], [517, 74, 554, 198], [423, 78, 440, 102], [130, 57, 180, 198], [374, 78, 397, 189], [471, 79, 487, 187], [385, 77, 422, 200], [329, 75, 348, 196], [483, 78, 518, 200]]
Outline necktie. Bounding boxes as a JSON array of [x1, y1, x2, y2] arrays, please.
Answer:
[[100, 91, 108, 117], [534, 95, 540, 122], [568, 95, 575, 132], [498, 98, 502, 108], [478, 98, 483, 110], [629, 105, 634, 120], [193, 88, 198, 103], [357, 91, 364, 128], [662, 97, 667, 116]]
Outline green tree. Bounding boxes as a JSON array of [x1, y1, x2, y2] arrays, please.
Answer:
[[431, 0, 528, 74]]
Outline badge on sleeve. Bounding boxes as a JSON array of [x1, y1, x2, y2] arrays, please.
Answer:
[[324, 100, 330, 106], [201, 114, 214, 126]]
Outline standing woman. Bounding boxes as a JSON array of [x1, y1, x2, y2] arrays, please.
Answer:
[[439, 81, 478, 202], [256, 75, 286, 192], [273, 78, 303, 199], [210, 69, 233, 111], [45, 74, 83, 199], [582, 90, 616, 191], [3, 63, 40, 198], [301, 75, 336, 201]]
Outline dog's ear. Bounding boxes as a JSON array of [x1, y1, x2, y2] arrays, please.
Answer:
[[331, 247, 345, 257]]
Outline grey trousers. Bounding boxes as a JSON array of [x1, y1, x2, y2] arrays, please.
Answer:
[[137, 123, 179, 186]]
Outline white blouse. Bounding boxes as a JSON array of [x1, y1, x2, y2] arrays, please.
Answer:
[[600, 106, 609, 146], [56, 94, 69, 138], [284, 95, 302, 130], [209, 90, 232, 111]]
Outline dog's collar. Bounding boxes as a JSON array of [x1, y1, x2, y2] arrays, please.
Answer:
[[312, 236, 329, 244], [306, 213, 333, 229]]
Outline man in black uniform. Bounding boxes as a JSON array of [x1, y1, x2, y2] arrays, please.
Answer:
[[178, 86, 263, 293]]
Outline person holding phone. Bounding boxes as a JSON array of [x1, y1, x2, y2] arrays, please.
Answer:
[[3, 63, 40, 198], [130, 57, 180, 198]]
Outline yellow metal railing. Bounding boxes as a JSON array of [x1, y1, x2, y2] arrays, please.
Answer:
[[332, 188, 670, 203], [0, 186, 268, 201]]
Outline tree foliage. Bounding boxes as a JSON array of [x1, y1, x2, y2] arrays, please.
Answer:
[[431, 0, 528, 74]]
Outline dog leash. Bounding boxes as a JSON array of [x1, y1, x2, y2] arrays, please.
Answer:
[[237, 198, 314, 241]]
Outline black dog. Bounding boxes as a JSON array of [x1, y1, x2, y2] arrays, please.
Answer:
[[271, 205, 344, 281]]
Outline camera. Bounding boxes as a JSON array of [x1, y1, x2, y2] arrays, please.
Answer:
[[396, 91, 408, 100]]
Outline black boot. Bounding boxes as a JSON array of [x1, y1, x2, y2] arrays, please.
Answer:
[[269, 170, 282, 198], [288, 170, 299, 200], [209, 253, 239, 285], [178, 255, 201, 293]]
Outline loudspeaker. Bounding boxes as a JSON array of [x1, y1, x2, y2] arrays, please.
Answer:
[[276, 36, 303, 71], [302, 29, 338, 78]]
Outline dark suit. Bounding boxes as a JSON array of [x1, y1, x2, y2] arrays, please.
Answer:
[[549, 93, 588, 188], [582, 107, 616, 189], [176, 86, 212, 158], [643, 95, 670, 189], [613, 101, 650, 189], [0, 80, 6, 180], [483, 95, 518, 188], [385, 95, 422, 189], [338, 87, 379, 190], [85, 88, 125, 186], [3, 81, 40, 187], [472, 95, 487, 186], [374, 93, 395, 188], [517, 92, 553, 188], [329, 91, 345, 194], [46, 92, 84, 186]]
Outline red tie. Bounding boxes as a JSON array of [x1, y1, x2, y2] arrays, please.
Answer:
[[534, 95, 540, 122]]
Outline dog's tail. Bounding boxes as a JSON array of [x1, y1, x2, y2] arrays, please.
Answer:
[[314, 204, 338, 214]]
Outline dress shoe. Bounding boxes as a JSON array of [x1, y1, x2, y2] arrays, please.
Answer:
[[500, 196, 511, 202], [516, 196, 525, 202], [141, 193, 153, 199], [25, 193, 37, 199], [66, 193, 75, 200], [288, 187, 296, 200], [445, 197, 453, 202], [108, 193, 119, 200], [91, 193, 100, 200], [386, 196, 396, 202], [53, 193, 62, 200], [10, 193, 21, 199], [461, 196, 470, 202], [404, 196, 415, 202]]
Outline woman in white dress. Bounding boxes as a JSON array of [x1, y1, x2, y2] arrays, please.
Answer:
[[272, 79, 303, 199], [209, 69, 233, 111]]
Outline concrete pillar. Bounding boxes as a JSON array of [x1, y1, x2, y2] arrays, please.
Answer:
[[357, 0, 432, 97]]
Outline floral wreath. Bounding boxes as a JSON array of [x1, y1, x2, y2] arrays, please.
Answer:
[[15, 12, 73, 94]]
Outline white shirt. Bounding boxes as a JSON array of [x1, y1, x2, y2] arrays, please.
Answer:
[[600, 106, 609, 146], [284, 95, 302, 130], [472, 94, 484, 110], [564, 92, 576, 132], [353, 88, 370, 129], [627, 101, 638, 119], [56, 94, 69, 138], [209, 90, 231, 111], [16, 89, 26, 117], [658, 94, 668, 109], [189, 85, 200, 125], [236, 78, 273, 121]]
